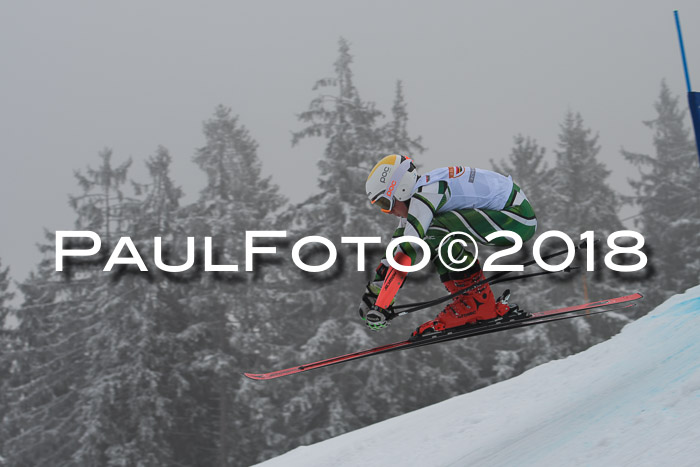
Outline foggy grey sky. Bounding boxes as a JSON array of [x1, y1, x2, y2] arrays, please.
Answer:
[[2, 0, 699, 283]]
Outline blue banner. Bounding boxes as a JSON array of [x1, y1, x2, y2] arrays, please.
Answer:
[[690, 92, 700, 163]]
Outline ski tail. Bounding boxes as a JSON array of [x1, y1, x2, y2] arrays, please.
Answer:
[[244, 341, 413, 380]]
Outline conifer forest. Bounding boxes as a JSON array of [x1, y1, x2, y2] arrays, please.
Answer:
[[2, 28, 700, 467]]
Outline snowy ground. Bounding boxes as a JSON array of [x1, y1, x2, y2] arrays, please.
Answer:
[[257, 286, 700, 467]]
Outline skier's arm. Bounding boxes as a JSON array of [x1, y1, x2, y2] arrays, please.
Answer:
[[396, 181, 451, 260], [374, 251, 411, 309], [375, 181, 451, 307], [365, 219, 407, 305], [359, 220, 411, 329]]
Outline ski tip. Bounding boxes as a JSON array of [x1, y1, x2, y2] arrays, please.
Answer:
[[243, 370, 293, 381], [243, 372, 266, 380]]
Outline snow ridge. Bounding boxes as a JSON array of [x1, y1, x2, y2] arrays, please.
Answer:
[[258, 286, 700, 467]]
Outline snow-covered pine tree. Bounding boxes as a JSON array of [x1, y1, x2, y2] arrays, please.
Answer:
[[0, 259, 15, 458], [622, 81, 700, 305], [273, 36, 391, 457], [380, 80, 426, 157], [293, 38, 384, 200], [128, 146, 214, 466], [544, 111, 628, 350], [186, 105, 287, 466], [259, 38, 487, 464], [72, 148, 133, 244], [3, 149, 137, 465], [0, 260, 13, 326], [60, 149, 158, 466], [4, 268, 93, 465], [131, 145, 183, 236], [550, 112, 622, 243], [67, 146, 190, 467], [485, 135, 569, 380]]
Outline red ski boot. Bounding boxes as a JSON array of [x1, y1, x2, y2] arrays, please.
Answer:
[[412, 262, 510, 337]]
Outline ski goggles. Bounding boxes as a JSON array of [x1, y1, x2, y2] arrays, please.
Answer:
[[369, 158, 413, 213], [370, 193, 394, 213]]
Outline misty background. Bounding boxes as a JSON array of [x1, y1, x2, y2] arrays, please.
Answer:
[[2, 1, 700, 283], [2, 2, 700, 467]]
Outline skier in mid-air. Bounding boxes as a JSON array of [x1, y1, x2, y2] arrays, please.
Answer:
[[245, 154, 644, 379], [360, 154, 538, 337]]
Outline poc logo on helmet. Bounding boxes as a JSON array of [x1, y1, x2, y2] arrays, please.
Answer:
[[385, 180, 397, 197], [380, 166, 390, 183]]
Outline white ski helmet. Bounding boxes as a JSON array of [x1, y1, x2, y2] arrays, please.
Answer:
[[366, 154, 418, 212]]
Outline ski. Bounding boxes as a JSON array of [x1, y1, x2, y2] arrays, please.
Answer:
[[243, 293, 643, 380]]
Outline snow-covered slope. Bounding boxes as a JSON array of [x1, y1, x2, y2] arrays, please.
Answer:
[[257, 287, 700, 467]]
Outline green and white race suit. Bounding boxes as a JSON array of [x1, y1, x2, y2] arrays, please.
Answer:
[[387, 166, 537, 277]]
